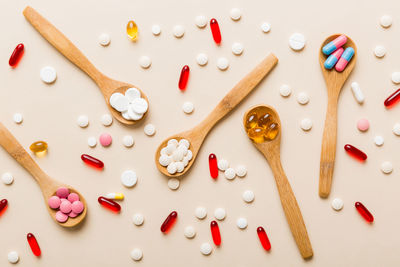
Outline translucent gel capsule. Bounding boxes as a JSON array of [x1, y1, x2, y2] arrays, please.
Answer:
[[344, 144, 367, 161], [384, 88, 400, 108], [0, 199, 8, 216], [179, 65, 190, 90], [29, 141, 48, 154], [247, 127, 265, 143], [355, 202, 374, 223], [264, 123, 279, 140], [210, 220, 221, 246], [9, 43, 24, 67], [81, 154, 104, 169], [245, 113, 258, 130], [208, 153, 218, 179], [257, 227, 271, 251], [27, 233, 41, 256], [258, 113, 271, 128], [161, 211, 178, 233], [210, 18, 222, 44], [98, 196, 121, 212], [126, 20, 139, 41]]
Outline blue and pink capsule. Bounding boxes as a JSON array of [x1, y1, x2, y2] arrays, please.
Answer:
[[335, 47, 354, 72], [322, 35, 347, 55], [324, 48, 344, 70]]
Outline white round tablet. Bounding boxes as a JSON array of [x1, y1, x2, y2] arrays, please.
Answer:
[[168, 178, 180, 190], [144, 124, 156, 136], [139, 56, 152, 69], [121, 170, 137, 187], [214, 208, 226, 220], [374, 136, 384, 146], [381, 161, 393, 174], [40, 66, 57, 84], [393, 123, 400, 136], [122, 111, 131, 120], [173, 25, 185, 38], [7, 251, 19, 264], [374, 45, 386, 58], [131, 98, 148, 114], [123, 135, 135, 147], [289, 33, 306, 51], [195, 207, 207, 219], [151, 24, 161, 36], [196, 53, 208, 66], [224, 168, 236, 180], [182, 102, 194, 114], [98, 33, 110, 46], [127, 105, 143, 121], [200, 243, 212, 255], [380, 15, 392, 28], [300, 118, 313, 131], [13, 113, 23, 124], [391, 72, 400, 84], [236, 217, 248, 229], [167, 162, 177, 174], [331, 198, 344, 211], [101, 114, 113, 126], [217, 57, 229, 70], [235, 165, 247, 177], [242, 190, 254, 203], [184, 226, 196, 239], [195, 15, 207, 28], [77, 115, 89, 128], [261, 22, 271, 33], [176, 162, 185, 173], [159, 155, 172, 167], [125, 87, 141, 102], [130, 248, 143, 261], [111, 94, 129, 112], [168, 139, 179, 147], [297, 92, 309, 105], [179, 139, 190, 148], [217, 159, 229, 171], [231, 42, 244, 55], [2, 172, 14, 185], [87, 136, 97, 147], [280, 84, 291, 97], [230, 8, 242, 21], [132, 213, 144, 226]]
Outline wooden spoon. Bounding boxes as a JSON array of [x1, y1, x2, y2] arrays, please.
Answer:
[[318, 34, 357, 198], [155, 53, 278, 177], [23, 6, 148, 125], [243, 105, 313, 259], [0, 123, 87, 228]]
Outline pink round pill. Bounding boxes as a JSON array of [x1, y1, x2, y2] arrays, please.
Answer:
[[357, 118, 370, 132], [60, 200, 72, 214], [48, 196, 61, 209], [67, 193, 79, 203], [56, 187, 69, 198], [55, 211, 68, 223], [99, 133, 112, 147], [71, 201, 84, 214], [68, 211, 78, 218]]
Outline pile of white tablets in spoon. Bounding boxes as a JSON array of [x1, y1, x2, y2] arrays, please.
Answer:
[[159, 139, 193, 174], [109, 88, 148, 121]]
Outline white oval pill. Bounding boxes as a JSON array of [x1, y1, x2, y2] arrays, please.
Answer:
[[7, 251, 19, 264], [123, 135, 134, 147], [131, 98, 148, 114], [217, 57, 229, 70], [214, 208, 226, 220], [132, 213, 144, 226], [236, 165, 247, 177], [224, 168, 236, 180], [380, 15, 392, 28], [236, 217, 248, 229], [195, 207, 207, 219], [151, 24, 161, 36], [182, 102, 194, 114], [280, 84, 291, 97], [2, 172, 14, 185], [167, 162, 177, 174], [374, 135, 384, 146], [391, 72, 400, 84], [130, 248, 143, 261], [125, 87, 141, 102], [167, 178, 180, 190], [261, 22, 271, 33], [374, 45, 386, 58], [112, 95, 130, 112], [121, 170, 137, 187], [195, 16, 207, 28], [297, 92, 309, 105], [13, 113, 23, 124], [232, 42, 243, 55], [393, 123, 400, 136], [242, 190, 254, 203], [350, 82, 364, 104], [331, 198, 344, 211], [144, 124, 155, 136], [184, 226, 196, 239], [101, 114, 113, 126], [200, 243, 212, 255], [217, 159, 229, 171], [77, 115, 89, 128], [289, 33, 306, 51], [40, 66, 57, 83], [230, 8, 242, 21], [381, 161, 393, 174], [88, 136, 97, 147], [98, 33, 110, 46], [139, 56, 152, 69], [300, 118, 313, 131], [196, 53, 208, 66], [173, 25, 185, 38]]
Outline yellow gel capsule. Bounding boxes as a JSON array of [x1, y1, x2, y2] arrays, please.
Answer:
[[105, 193, 124, 200], [264, 123, 279, 140], [247, 127, 265, 143], [258, 113, 271, 128], [29, 141, 48, 154], [245, 113, 258, 130], [126, 20, 138, 41]]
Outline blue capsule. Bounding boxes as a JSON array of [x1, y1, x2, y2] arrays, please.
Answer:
[[324, 48, 344, 70], [322, 35, 347, 55]]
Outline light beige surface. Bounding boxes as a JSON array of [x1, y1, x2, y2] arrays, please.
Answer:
[[0, 0, 399, 266]]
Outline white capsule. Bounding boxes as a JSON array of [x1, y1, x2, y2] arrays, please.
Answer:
[[350, 82, 364, 104], [173, 25, 185, 38], [105, 193, 124, 200]]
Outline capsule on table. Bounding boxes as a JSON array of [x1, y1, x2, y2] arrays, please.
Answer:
[[0, 199, 8, 215], [27, 233, 41, 257], [384, 88, 400, 108], [210, 220, 221, 246], [322, 35, 347, 55], [105, 193, 124, 200], [29, 141, 48, 155], [344, 144, 367, 161], [98, 196, 121, 212], [257, 227, 271, 251], [81, 154, 104, 169], [324, 48, 344, 70], [208, 153, 218, 179], [335, 47, 354, 72], [355, 202, 374, 222], [210, 18, 222, 44], [161, 211, 178, 233], [178, 65, 190, 90], [9, 43, 25, 67]]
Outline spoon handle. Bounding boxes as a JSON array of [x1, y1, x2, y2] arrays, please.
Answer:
[[23, 6, 104, 84]]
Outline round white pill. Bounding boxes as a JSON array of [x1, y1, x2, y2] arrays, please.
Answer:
[[13, 113, 23, 124], [374, 45, 386, 58], [236, 165, 247, 177], [393, 123, 400, 136], [121, 170, 137, 187], [232, 42, 244, 55], [98, 33, 110, 46], [110, 94, 129, 112], [182, 101, 194, 114], [7, 251, 19, 264], [127, 106, 143, 121], [2, 172, 14, 185], [123, 135, 135, 147], [167, 162, 177, 174], [144, 124, 155, 136], [217, 159, 229, 171], [130, 248, 143, 261], [139, 56, 151, 69], [280, 84, 291, 97], [186, 150, 193, 161], [224, 168, 236, 180], [236, 217, 248, 229], [381, 161, 393, 174], [195, 15, 207, 28], [331, 198, 344, 211], [261, 22, 271, 33], [300, 118, 313, 131], [179, 139, 190, 148], [297, 92, 309, 105], [151, 24, 161, 36], [101, 114, 113, 126], [230, 8, 242, 21], [131, 98, 148, 114], [168, 139, 179, 147], [125, 87, 141, 102], [159, 155, 172, 167], [122, 111, 131, 120], [196, 53, 208, 66], [242, 190, 254, 203], [289, 33, 306, 51], [195, 207, 207, 219], [184, 226, 196, 239], [168, 178, 180, 190], [200, 243, 212, 255], [132, 213, 144, 226], [217, 57, 229, 70], [391, 72, 400, 84], [374, 136, 384, 146], [173, 25, 185, 38], [172, 149, 184, 162], [380, 15, 392, 28], [77, 115, 89, 128], [214, 208, 226, 220], [87, 136, 97, 147], [40, 66, 57, 83]]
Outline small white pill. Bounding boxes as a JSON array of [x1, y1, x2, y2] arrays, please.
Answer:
[[235, 165, 247, 177], [87, 136, 97, 147], [381, 161, 393, 174], [168, 178, 180, 190], [217, 159, 229, 171], [127, 105, 143, 121], [125, 87, 141, 102], [166, 144, 177, 155], [40, 66, 57, 83], [167, 162, 177, 174], [195, 207, 207, 219], [391, 72, 400, 84], [300, 118, 313, 131], [172, 149, 184, 162], [393, 123, 400, 136], [331, 198, 344, 211], [110, 94, 129, 112], [214, 208, 226, 220], [159, 155, 172, 167], [196, 53, 208, 66], [131, 98, 148, 114], [350, 82, 364, 104], [98, 33, 110, 46], [289, 33, 306, 51], [182, 102, 194, 114], [297, 92, 309, 105], [236, 217, 248, 229], [101, 114, 113, 126], [139, 56, 151, 69], [77, 115, 89, 128], [186, 150, 193, 161], [195, 16, 207, 28], [179, 139, 190, 148], [121, 170, 137, 187], [144, 124, 156, 136], [232, 42, 244, 55], [130, 248, 143, 261], [261, 22, 271, 33], [217, 57, 229, 71], [151, 24, 161, 36], [374, 136, 384, 146], [2, 173, 14, 185], [7, 251, 19, 264], [13, 113, 23, 124], [122, 111, 131, 120], [224, 168, 236, 180], [374, 45, 386, 58], [173, 25, 185, 38], [184, 226, 196, 239], [123, 135, 134, 147], [380, 15, 392, 28], [280, 84, 291, 97], [242, 190, 254, 203], [200, 243, 212, 255], [230, 8, 242, 21], [132, 213, 144, 226], [168, 139, 178, 147]]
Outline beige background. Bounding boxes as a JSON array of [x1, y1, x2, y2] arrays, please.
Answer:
[[1, 0, 400, 266]]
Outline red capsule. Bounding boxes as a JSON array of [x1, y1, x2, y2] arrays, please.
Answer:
[[9, 43, 24, 67], [344, 144, 367, 161], [208, 153, 218, 179], [178, 65, 190, 90], [210, 220, 221, 246], [257, 227, 271, 251], [98, 196, 121, 213], [161, 211, 178, 233], [81, 154, 104, 169], [210, 18, 221, 44], [384, 88, 400, 108], [355, 202, 374, 223], [27, 233, 41, 256], [0, 199, 8, 216]]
